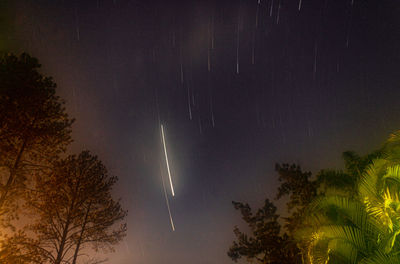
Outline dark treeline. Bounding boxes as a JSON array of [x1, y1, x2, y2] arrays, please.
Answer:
[[228, 134, 400, 263], [0, 53, 127, 264]]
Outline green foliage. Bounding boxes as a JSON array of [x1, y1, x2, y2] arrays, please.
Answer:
[[275, 164, 317, 237], [229, 136, 391, 264], [228, 164, 319, 263], [300, 132, 400, 264]]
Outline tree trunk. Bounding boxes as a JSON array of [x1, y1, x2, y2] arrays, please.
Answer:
[[72, 202, 92, 264], [0, 137, 27, 210], [54, 215, 72, 264], [0, 115, 37, 210], [55, 183, 81, 264]]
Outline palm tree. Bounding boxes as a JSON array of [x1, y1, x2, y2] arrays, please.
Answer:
[[299, 132, 400, 264]]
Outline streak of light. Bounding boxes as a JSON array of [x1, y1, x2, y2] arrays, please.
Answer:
[[208, 49, 211, 72], [255, 1, 260, 28], [180, 63, 184, 84], [180, 47, 184, 83], [276, 0, 281, 24], [198, 117, 203, 134], [346, 28, 351, 47], [313, 42, 318, 79], [210, 98, 215, 127], [161, 124, 175, 197], [187, 86, 192, 120], [307, 123, 313, 137], [252, 1, 259, 65], [208, 16, 212, 72], [74, 7, 80, 41], [236, 17, 240, 74], [211, 15, 215, 49], [251, 44, 255, 65], [298, 0, 302, 11], [160, 162, 175, 231], [270, 0, 274, 17], [346, 0, 354, 47]]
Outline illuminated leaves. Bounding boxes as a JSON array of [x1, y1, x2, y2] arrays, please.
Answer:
[[303, 131, 400, 263]]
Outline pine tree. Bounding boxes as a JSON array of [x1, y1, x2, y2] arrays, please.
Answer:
[[25, 151, 127, 264], [0, 53, 73, 226], [227, 199, 300, 264]]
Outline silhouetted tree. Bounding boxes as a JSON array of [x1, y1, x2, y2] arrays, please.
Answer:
[[275, 164, 317, 237], [0, 53, 73, 226], [0, 231, 43, 263], [228, 151, 381, 264], [228, 199, 300, 263], [273, 158, 382, 263], [24, 151, 127, 264]]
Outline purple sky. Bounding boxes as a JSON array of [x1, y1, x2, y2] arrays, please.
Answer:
[[6, 0, 400, 263]]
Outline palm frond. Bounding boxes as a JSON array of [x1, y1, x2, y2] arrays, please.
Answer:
[[318, 225, 367, 252], [359, 249, 400, 264], [327, 240, 358, 264]]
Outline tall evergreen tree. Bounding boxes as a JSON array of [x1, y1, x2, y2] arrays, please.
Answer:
[[0, 53, 73, 226], [228, 199, 299, 264], [24, 151, 127, 264]]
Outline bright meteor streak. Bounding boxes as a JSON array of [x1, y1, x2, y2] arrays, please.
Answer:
[[161, 124, 175, 196], [160, 162, 175, 231]]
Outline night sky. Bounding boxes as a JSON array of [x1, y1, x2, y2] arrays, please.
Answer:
[[4, 0, 400, 263]]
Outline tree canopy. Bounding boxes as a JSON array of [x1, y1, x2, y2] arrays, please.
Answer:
[[25, 151, 127, 264], [0, 53, 73, 226], [228, 199, 300, 264], [299, 132, 400, 264], [0, 53, 127, 264], [228, 135, 394, 264]]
